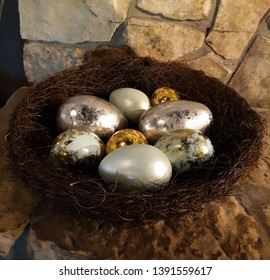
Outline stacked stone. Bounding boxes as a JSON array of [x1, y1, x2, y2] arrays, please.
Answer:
[[19, 0, 270, 101]]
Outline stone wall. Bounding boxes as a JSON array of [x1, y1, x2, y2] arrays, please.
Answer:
[[18, 0, 270, 102]]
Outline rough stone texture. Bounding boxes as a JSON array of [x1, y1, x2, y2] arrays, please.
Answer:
[[0, 87, 38, 258], [0, 224, 27, 258], [137, 0, 214, 20], [19, 0, 132, 43], [183, 51, 234, 83], [206, 0, 270, 60], [125, 17, 205, 61], [230, 36, 270, 101], [237, 101, 270, 259], [26, 196, 261, 260], [206, 31, 253, 61], [267, 14, 270, 30], [23, 42, 86, 83], [27, 230, 92, 260], [262, 204, 270, 228]]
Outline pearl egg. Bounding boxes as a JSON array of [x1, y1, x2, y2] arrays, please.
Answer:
[[106, 129, 148, 154], [154, 129, 214, 172], [139, 100, 213, 143], [56, 95, 128, 139], [50, 129, 105, 166], [109, 88, 150, 123], [98, 144, 172, 192]]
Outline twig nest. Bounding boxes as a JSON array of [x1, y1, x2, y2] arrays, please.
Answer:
[[7, 46, 266, 222]]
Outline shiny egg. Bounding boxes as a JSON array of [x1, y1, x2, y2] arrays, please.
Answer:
[[50, 129, 105, 166], [139, 100, 213, 143], [154, 129, 214, 172], [151, 87, 180, 106], [109, 88, 150, 123], [98, 144, 172, 192], [106, 129, 148, 154], [56, 95, 128, 139]]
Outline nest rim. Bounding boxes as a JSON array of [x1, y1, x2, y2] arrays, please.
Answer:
[[7, 47, 266, 222]]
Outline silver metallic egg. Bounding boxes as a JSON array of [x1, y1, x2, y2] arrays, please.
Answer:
[[154, 129, 214, 172], [139, 100, 213, 143], [50, 128, 105, 166], [56, 95, 128, 139], [98, 144, 172, 192]]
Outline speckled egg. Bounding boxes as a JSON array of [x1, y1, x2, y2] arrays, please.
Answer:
[[106, 129, 148, 154], [154, 129, 214, 172], [109, 88, 150, 123], [151, 87, 180, 106], [50, 129, 105, 166], [98, 144, 172, 192], [56, 95, 128, 139], [139, 100, 213, 143]]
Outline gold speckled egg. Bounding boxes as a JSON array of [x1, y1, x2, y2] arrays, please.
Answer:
[[106, 129, 148, 154], [50, 128, 105, 166], [151, 87, 180, 106], [154, 129, 214, 172]]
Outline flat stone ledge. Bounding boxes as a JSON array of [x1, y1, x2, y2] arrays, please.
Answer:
[[229, 36, 270, 100], [125, 17, 205, 61], [19, 0, 132, 43], [137, 0, 214, 21], [206, 0, 270, 60]]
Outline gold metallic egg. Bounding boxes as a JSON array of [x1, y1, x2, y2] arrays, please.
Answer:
[[105, 129, 148, 154], [151, 87, 180, 106]]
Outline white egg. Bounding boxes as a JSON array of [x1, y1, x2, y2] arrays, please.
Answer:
[[109, 88, 150, 123], [98, 144, 172, 192], [50, 129, 105, 166], [154, 129, 214, 172]]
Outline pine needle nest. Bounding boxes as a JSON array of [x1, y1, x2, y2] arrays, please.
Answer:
[[8, 47, 266, 222]]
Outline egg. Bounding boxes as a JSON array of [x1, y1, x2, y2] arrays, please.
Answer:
[[50, 129, 105, 166], [109, 88, 150, 123], [98, 144, 172, 192], [105, 129, 148, 154], [154, 129, 214, 172], [151, 87, 180, 106], [56, 95, 128, 139], [139, 100, 213, 143]]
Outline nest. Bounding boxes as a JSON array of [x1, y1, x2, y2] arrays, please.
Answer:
[[7, 46, 266, 222]]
